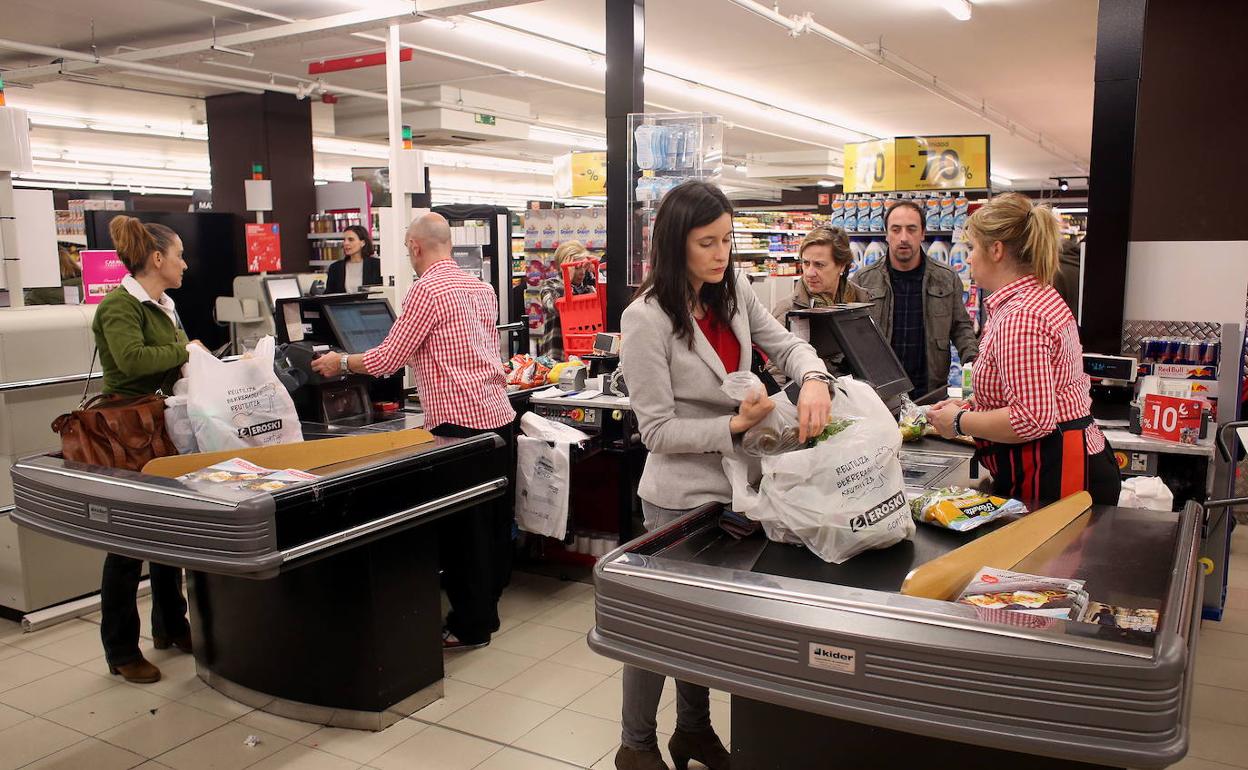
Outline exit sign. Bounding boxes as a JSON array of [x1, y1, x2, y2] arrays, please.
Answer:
[[474, 113, 496, 126]]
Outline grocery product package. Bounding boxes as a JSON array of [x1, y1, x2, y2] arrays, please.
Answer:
[[185, 336, 303, 452], [723, 376, 913, 563], [897, 394, 928, 442], [957, 566, 1089, 620], [911, 487, 1028, 532], [719, 372, 856, 457]]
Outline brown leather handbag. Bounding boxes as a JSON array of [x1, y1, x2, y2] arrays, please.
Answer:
[[51, 353, 177, 471]]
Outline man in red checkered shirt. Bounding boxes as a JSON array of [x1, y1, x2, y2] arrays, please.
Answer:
[[313, 213, 516, 650]]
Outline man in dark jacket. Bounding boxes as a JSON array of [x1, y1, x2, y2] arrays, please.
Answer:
[[854, 201, 978, 398], [1051, 238, 1083, 316]]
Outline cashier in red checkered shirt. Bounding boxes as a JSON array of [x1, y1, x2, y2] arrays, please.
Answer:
[[928, 194, 1121, 505], [312, 212, 516, 651]]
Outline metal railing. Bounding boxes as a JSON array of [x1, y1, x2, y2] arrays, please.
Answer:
[[0, 371, 102, 394]]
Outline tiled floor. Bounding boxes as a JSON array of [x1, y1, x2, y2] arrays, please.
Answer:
[[0, 527, 1245, 769]]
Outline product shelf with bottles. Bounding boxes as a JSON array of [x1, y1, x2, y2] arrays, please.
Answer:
[[626, 112, 724, 286]]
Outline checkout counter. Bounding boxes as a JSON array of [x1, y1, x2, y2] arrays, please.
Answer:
[[9, 294, 510, 730], [590, 305, 1205, 769]]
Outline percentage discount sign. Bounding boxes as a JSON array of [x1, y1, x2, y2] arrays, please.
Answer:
[[1140, 394, 1204, 444]]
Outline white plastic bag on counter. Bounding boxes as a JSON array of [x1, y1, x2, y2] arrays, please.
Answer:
[[723, 376, 913, 563], [163, 394, 198, 455], [1119, 476, 1175, 511], [185, 336, 302, 452], [720, 372, 805, 456]]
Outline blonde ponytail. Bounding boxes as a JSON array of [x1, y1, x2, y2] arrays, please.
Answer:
[[965, 192, 1061, 286]]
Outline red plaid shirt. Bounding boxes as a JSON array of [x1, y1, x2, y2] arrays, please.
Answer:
[[362, 259, 515, 430], [973, 275, 1105, 453]]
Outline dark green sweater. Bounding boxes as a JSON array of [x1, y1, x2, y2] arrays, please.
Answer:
[[92, 287, 190, 397]]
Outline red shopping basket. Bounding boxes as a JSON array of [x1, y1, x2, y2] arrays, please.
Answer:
[[555, 258, 605, 358]]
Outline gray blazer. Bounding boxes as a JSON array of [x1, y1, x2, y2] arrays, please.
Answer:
[[621, 282, 829, 510]]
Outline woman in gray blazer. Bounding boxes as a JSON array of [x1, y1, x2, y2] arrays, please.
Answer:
[[616, 181, 832, 770]]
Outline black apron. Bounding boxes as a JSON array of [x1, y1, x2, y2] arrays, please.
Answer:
[[973, 415, 1121, 506]]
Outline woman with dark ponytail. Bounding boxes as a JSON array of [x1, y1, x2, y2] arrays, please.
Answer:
[[91, 215, 196, 683]]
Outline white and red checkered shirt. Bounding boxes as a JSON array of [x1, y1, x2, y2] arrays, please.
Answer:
[[362, 259, 515, 431], [973, 275, 1105, 453]]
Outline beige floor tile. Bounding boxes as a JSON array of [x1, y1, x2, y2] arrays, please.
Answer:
[[553, 637, 623, 677], [709, 689, 730, 704], [0, 717, 87, 770], [1195, 652, 1248, 692], [1187, 717, 1248, 767], [177, 687, 254, 720], [44, 683, 171, 736], [497, 661, 607, 708], [23, 736, 146, 770], [33, 627, 109, 666], [530, 602, 596, 634], [411, 678, 489, 723], [237, 710, 321, 742], [0, 619, 23, 644], [475, 746, 583, 770], [492, 622, 583, 660], [8, 620, 98, 651], [1193, 684, 1248, 727], [246, 743, 363, 770], [566, 677, 624, 722], [1208, 606, 1248, 636], [0, 703, 30, 732], [0, 645, 23, 662], [133, 763, 174, 770], [0, 651, 68, 692], [1225, 587, 1248, 612], [300, 718, 425, 764], [513, 709, 621, 768], [369, 724, 500, 770], [0, 667, 121, 715], [440, 691, 558, 745], [1198, 628, 1248, 661], [158, 722, 288, 770], [516, 575, 595, 606], [98, 700, 225, 758], [443, 647, 539, 690], [497, 591, 567, 626], [1228, 568, 1248, 590], [125, 654, 206, 701]]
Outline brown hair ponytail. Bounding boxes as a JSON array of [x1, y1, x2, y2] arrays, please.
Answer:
[[109, 216, 178, 275], [965, 193, 1061, 286]]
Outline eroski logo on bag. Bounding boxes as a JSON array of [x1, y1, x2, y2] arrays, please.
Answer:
[[238, 419, 283, 439], [849, 491, 906, 533]]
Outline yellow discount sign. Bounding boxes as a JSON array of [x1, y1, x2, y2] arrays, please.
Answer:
[[843, 139, 895, 194], [894, 135, 990, 191], [570, 151, 606, 197]]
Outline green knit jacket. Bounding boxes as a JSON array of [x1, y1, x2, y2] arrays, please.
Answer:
[[91, 287, 190, 397]]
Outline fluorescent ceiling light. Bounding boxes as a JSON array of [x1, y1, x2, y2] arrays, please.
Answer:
[[526, 126, 607, 151], [13, 179, 195, 197], [313, 136, 389, 159], [936, 0, 973, 21], [419, 16, 457, 30], [990, 174, 1013, 188], [817, 179, 838, 187], [30, 111, 208, 140], [210, 44, 254, 59]]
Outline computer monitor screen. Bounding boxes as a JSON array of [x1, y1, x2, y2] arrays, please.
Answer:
[[264, 276, 301, 311], [825, 311, 912, 405], [322, 300, 395, 354]]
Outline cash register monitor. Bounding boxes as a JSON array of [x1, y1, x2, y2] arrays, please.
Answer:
[[322, 300, 396, 354], [829, 311, 912, 405], [263, 276, 302, 312]]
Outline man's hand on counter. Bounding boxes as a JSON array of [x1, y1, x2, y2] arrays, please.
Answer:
[[311, 352, 364, 378]]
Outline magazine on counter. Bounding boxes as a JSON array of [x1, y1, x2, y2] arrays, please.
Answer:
[[1080, 602, 1160, 633], [957, 566, 1090, 620], [177, 458, 320, 494]]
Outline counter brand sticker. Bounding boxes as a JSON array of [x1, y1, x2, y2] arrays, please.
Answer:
[[849, 491, 906, 533], [809, 643, 856, 674], [88, 503, 110, 523]]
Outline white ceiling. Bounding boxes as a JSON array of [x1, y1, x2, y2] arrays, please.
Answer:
[[0, 0, 1098, 197]]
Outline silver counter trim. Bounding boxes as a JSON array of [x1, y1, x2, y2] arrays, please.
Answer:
[[280, 478, 507, 563], [13, 461, 242, 507], [0, 372, 102, 393]]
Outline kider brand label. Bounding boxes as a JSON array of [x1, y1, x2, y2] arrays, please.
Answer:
[[849, 491, 906, 532], [237, 419, 283, 439], [809, 643, 856, 674]]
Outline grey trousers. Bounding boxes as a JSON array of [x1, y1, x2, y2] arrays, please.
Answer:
[[620, 501, 715, 751]]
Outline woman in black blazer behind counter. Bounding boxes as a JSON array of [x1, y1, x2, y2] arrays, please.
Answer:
[[325, 225, 381, 293]]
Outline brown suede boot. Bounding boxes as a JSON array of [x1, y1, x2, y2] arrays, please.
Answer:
[[154, 633, 193, 654], [669, 728, 730, 770], [614, 745, 669, 770], [109, 657, 162, 684]]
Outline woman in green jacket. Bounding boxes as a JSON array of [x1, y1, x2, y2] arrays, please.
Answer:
[[91, 215, 196, 683]]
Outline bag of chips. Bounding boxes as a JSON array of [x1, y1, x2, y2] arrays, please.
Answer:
[[910, 486, 1028, 532]]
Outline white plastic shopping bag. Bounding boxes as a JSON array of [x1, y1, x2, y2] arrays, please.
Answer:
[[514, 412, 588, 540], [1119, 476, 1175, 511], [185, 336, 303, 452], [723, 376, 914, 563]]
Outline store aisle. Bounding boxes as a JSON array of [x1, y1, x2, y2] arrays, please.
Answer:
[[0, 527, 1244, 769]]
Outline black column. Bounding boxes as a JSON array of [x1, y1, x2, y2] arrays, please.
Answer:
[[206, 92, 316, 274], [1082, 0, 1147, 354], [605, 0, 644, 332]]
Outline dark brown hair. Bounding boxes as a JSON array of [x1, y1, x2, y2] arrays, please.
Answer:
[[884, 199, 926, 232], [635, 181, 737, 346], [109, 216, 178, 275], [342, 224, 374, 259], [798, 226, 858, 303]]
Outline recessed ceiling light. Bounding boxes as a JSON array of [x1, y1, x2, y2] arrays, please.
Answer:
[[936, 0, 972, 22]]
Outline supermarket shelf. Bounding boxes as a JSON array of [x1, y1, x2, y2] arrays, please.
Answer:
[[734, 227, 811, 235], [57, 234, 88, 246], [845, 230, 955, 236], [307, 231, 381, 240]]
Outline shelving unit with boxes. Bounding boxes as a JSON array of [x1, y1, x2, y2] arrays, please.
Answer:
[[306, 181, 376, 268]]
